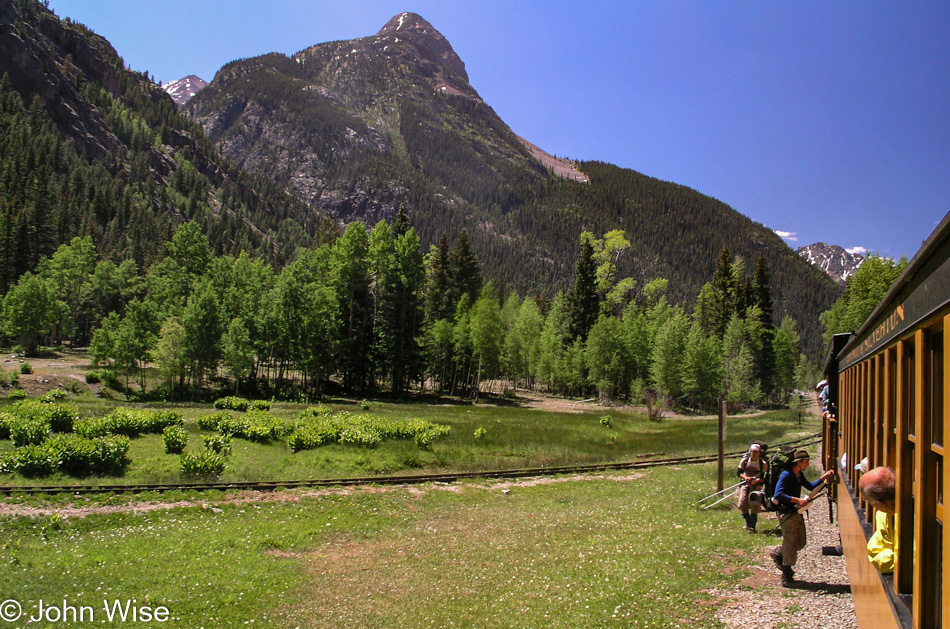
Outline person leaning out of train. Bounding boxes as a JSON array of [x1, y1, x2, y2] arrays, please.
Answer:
[[736, 442, 768, 532], [858, 466, 897, 574], [769, 450, 834, 587]]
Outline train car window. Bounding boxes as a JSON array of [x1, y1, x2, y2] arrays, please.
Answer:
[[932, 331, 944, 448], [907, 341, 916, 440], [888, 347, 898, 468], [877, 354, 886, 465]]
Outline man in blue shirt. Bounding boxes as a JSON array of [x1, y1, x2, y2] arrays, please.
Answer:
[[769, 449, 834, 587]]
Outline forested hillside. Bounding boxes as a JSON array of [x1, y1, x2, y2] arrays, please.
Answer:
[[0, 0, 336, 292]]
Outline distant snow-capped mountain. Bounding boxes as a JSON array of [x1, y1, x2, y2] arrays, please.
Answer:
[[796, 242, 864, 286], [163, 75, 208, 107]]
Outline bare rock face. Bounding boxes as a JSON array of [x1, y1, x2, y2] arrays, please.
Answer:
[[0, 0, 121, 160], [376, 12, 469, 83], [797, 242, 864, 286]]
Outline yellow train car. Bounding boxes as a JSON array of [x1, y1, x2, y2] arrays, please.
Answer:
[[825, 212, 950, 628]]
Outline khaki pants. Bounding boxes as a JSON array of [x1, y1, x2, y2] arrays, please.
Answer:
[[780, 512, 806, 566], [737, 483, 764, 515]]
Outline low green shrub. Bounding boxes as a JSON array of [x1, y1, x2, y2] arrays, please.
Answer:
[[196, 411, 231, 431], [415, 425, 451, 450], [287, 424, 339, 452], [7, 443, 60, 478], [0, 411, 14, 439], [287, 410, 451, 452], [75, 408, 183, 438], [214, 396, 249, 412], [9, 398, 77, 433], [203, 433, 232, 456], [40, 389, 68, 403], [162, 425, 188, 454], [600, 415, 613, 428], [249, 399, 271, 411], [7, 389, 25, 400], [43, 403, 78, 433], [19, 362, 33, 375], [46, 433, 130, 476], [474, 426, 487, 439], [73, 417, 112, 439], [217, 411, 284, 444], [9, 417, 51, 447], [180, 451, 227, 478], [84, 370, 102, 384]]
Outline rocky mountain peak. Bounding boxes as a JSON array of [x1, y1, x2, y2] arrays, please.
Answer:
[[376, 12, 468, 83], [163, 75, 208, 107], [796, 242, 864, 286]]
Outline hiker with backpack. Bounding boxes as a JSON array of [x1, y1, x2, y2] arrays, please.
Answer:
[[768, 449, 834, 587], [736, 442, 768, 532]]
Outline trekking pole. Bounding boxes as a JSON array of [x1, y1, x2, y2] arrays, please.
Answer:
[[774, 482, 829, 528], [697, 480, 744, 504], [702, 481, 749, 510]]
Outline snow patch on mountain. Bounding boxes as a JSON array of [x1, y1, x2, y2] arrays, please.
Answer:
[[796, 242, 864, 286], [163, 75, 208, 107]]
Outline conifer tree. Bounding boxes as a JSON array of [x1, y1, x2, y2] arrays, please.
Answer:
[[567, 237, 599, 342], [448, 229, 482, 307], [711, 246, 736, 339], [426, 234, 453, 323], [752, 254, 776, 398]]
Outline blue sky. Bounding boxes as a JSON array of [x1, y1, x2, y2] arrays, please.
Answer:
[[46, 0, 950, 262]]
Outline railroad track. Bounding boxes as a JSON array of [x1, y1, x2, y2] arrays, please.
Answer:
[[0, 434, 820, 496]]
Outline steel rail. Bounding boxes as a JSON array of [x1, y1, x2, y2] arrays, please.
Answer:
[[0, 433, 820, 497]]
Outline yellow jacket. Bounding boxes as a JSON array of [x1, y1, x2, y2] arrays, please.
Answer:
[[867, 510, 896, 574]]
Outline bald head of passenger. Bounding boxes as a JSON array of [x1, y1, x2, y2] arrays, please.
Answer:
[[859, 466, 896, 514]]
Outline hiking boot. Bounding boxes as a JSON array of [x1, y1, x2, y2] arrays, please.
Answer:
[[781, 565, 795, 587]]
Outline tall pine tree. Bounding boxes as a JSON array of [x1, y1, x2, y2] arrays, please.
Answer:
[[567, 237, 599, 341], [752, 254, 776, 399]]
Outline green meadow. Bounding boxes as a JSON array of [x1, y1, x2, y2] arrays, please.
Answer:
[[0, 394, 816, 486], [0, 399, 821, 627]]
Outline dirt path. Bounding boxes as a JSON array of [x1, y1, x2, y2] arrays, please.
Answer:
[[0, 473, 645, 519]]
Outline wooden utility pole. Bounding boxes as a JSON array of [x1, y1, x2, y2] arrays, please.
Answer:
[[717, 398, 726, 491]]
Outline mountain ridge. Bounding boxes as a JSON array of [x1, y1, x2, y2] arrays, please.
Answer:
[[183, 10, 841, 355], [796, 242, 864, 286]]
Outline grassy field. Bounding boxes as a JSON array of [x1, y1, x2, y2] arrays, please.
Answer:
[[0, 463, 803, 628], [0, 389, 823, 628], [0, 389, 817, 486]]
